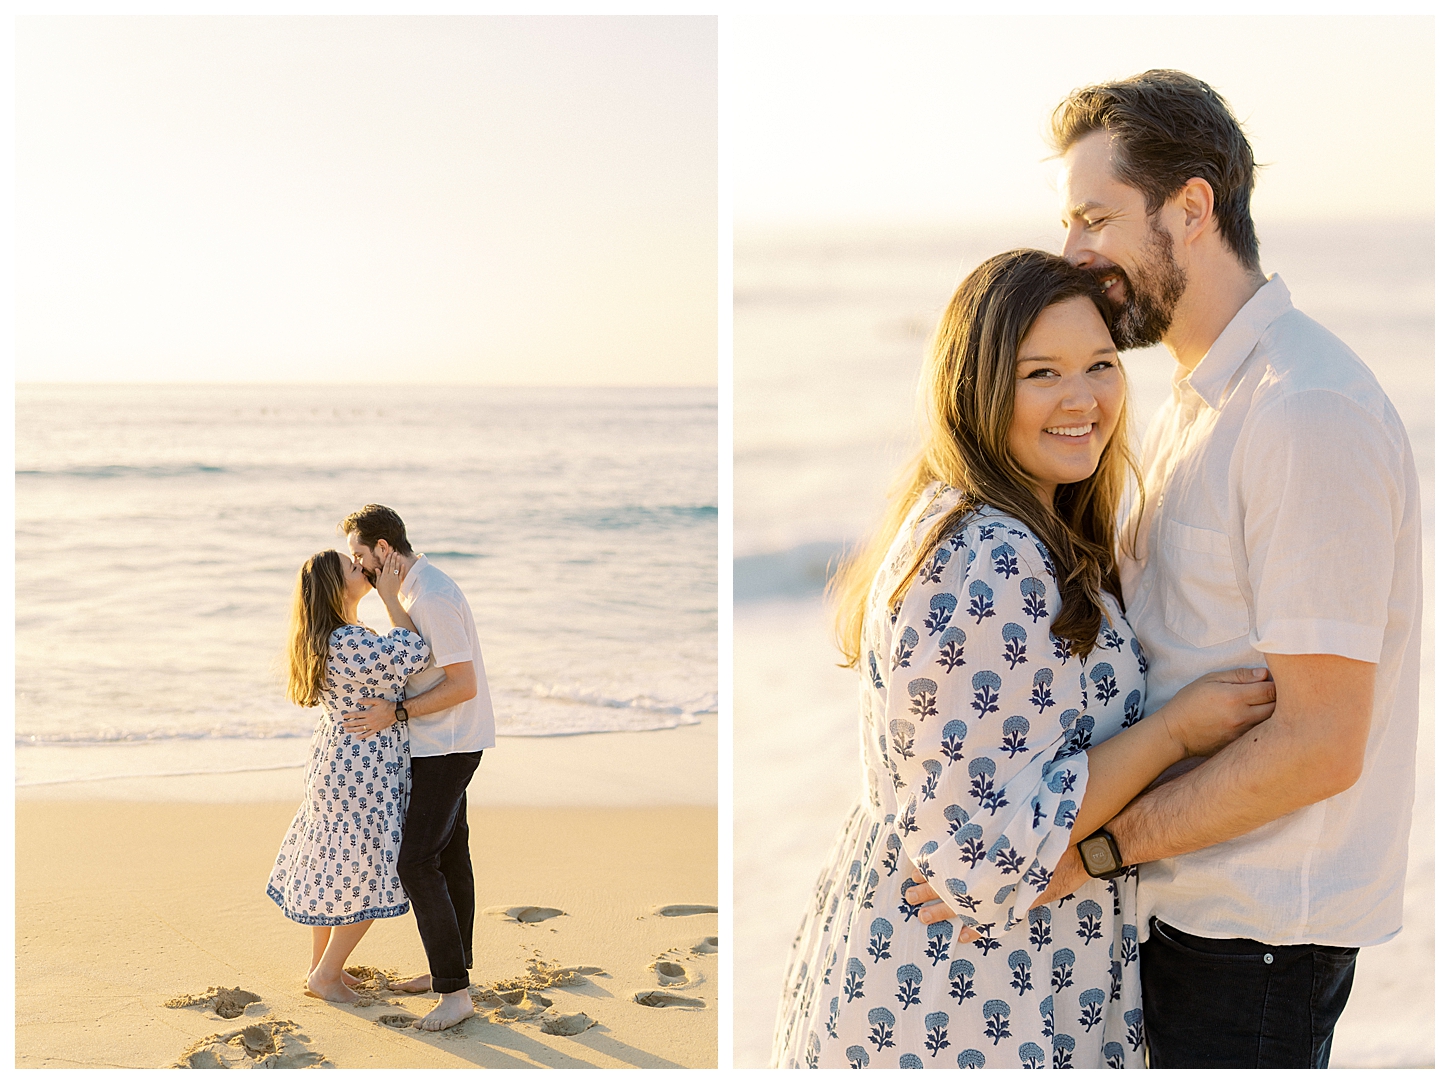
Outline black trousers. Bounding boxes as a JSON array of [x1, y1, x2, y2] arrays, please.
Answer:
[[397, 750, 482, 994], [1141, 917, 1358, 1068]]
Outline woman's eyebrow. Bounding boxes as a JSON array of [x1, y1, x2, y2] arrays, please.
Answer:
[[1017, 346, 1116, 364]]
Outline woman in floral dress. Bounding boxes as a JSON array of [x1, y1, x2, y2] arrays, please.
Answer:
[[268, 547, 430, 1004], [772, 250, 1276, 1068]]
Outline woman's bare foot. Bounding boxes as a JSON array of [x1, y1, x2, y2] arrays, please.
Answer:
[[392, 973, 433, 993], [307, 968, 364, 989], [306, 972, 362, 1004], [414, 989, 474, 1031]]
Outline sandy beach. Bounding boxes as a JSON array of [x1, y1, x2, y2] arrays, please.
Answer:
[[16, 723, 718, 1069]]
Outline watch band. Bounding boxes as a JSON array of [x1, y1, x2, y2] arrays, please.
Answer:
[[1076, 827, 1127, 880], [394, 700, 409, 724]]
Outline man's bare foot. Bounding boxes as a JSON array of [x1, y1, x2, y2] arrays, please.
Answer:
[[306, 972, 362, 1004], [392, 973, 433, 994], [414, 989, 474, 1031]]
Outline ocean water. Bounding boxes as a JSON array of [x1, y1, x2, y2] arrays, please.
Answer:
[[17, 384, 716, 784], [732, 220, 1433, 1067], [735, 219, 1434, 587]]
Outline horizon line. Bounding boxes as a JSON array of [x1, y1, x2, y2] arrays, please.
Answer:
[[734, 212, 1434, 236]]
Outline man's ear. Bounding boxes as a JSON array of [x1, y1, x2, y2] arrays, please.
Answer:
[[375, 539, 395, 558], [1178, 177, 1216, 247]]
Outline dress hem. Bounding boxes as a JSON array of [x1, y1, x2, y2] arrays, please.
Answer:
[[266, 882, 411, 926]]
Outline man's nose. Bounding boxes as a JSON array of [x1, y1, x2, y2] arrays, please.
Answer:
[[1061, 223, 1092, 266]]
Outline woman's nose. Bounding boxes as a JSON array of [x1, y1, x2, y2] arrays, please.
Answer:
[[1059, 378, 1096, 411]]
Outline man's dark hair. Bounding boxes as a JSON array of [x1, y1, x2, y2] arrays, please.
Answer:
[[339, 504, 414, 556], [1052, 69, 1261, 271]]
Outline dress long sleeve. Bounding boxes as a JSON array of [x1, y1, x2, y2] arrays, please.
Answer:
[[877, 516, 1104, 940], [372, 627, 431, 686], [329, 625, 431, 712]]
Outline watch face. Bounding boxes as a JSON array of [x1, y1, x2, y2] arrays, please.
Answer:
[[1080, 837, 1116, 875]]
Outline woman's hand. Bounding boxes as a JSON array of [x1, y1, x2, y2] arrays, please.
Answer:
[[375, 551, 406, 606], [1158, 667, 1277, 759]]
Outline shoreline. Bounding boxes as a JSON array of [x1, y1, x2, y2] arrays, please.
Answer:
[[16, 800, 717, 1069], [16, 716, 717, 806]]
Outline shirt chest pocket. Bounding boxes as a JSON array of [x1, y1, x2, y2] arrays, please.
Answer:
[[1158, 518, 1252, 648]]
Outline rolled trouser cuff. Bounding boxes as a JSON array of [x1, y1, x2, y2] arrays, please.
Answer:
[[431, 974, 471, 995]]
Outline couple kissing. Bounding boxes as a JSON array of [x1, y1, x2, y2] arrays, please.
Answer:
[[267, 504, 495, 1033]]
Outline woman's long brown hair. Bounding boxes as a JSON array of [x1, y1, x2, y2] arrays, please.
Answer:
[[286, 550, 351, 707], [831, 249, 1142, 665]]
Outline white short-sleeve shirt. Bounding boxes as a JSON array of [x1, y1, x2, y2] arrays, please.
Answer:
[[1121, 275, 1421, 948], [399, 554, 496, 757]]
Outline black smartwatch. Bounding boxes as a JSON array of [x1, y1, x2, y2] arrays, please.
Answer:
[[1077, 827, 1127, 880], [394, 700, 410, 724]]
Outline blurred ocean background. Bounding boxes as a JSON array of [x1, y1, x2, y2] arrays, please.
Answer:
[[733, 220, 1433, 1067], [17, 385, 717, 787]]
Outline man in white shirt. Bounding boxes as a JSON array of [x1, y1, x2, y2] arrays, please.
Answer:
[[912, 71, 1420, 1067], [338, 504, 497, 1032]]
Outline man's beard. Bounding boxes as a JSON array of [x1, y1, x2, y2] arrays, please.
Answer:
[[362, 567, 378, 586], [1105, 218, 1187, 349]]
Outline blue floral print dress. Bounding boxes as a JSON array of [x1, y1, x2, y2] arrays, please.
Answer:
[[267, 624, 431, 926], [772, 488, 1149, 1069]]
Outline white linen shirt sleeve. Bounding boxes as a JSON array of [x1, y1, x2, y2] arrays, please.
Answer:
[[1239, 388, 1406, 663], [884, 522, 1091, 937], [407, 591, 474, 667]]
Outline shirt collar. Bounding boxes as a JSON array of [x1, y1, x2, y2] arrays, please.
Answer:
[[400, 553, 429, 602], [1180, 274, 1293, 410]]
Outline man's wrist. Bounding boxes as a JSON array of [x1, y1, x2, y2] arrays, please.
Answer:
[[1076, 826, 1127, 879], [1102, 809, 1142, 867]]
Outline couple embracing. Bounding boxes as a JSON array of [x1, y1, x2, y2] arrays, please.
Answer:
[[774, 71, 1420, 1068], [266, 504, 494, 1032]]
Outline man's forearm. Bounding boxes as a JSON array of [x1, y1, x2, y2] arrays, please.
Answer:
[[404, 668, 477, 718], [1110, 713, 1346, 865], [1110, 653, 1373, 866]]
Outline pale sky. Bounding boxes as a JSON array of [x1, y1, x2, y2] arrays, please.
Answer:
[[734, 14, 1433, 231], [17, 16, 717, 384]]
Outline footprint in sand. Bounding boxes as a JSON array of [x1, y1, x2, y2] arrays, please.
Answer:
[[495, 998, 553, 1022], [485, 905, 567, 924], [377, 1014, 420, 1030], [165, 987, 262, 1021], [653, 904, 717, 918], [466, 959, 612, 1029], [171, 1018, 330, 1069], [692, 936, 719, 955], [541, 1012, 597, 1036], [472, 988, 555, 1023], [633, 991, 707, 1009], [650, 948, 704, 988]]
